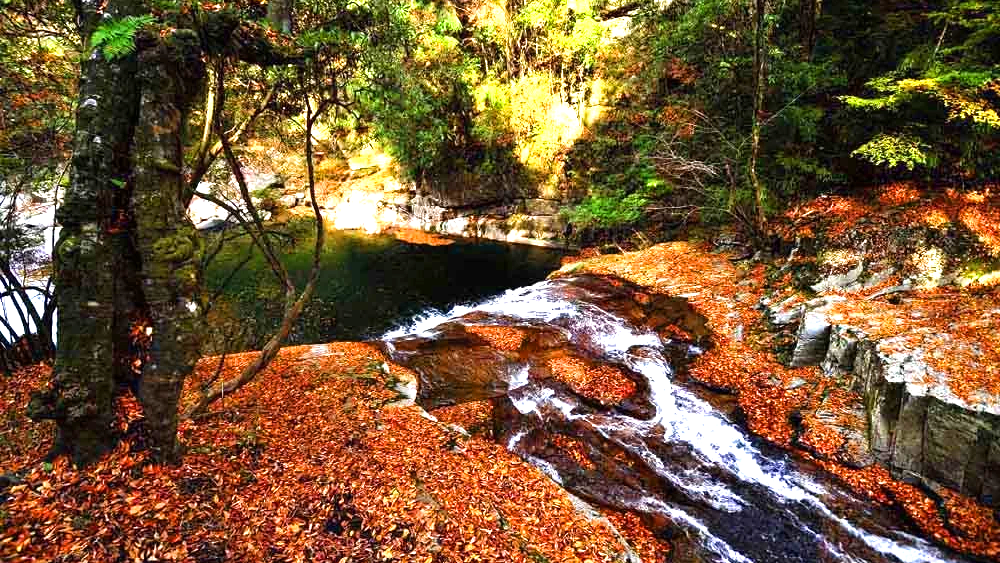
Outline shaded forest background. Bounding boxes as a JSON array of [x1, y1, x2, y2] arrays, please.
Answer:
[[3, 0, 999, 250]]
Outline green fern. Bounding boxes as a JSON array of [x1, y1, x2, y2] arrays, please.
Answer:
[[90, 15, 155, 60]]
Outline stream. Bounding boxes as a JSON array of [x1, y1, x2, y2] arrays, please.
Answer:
[[381, 274, 972, 563]]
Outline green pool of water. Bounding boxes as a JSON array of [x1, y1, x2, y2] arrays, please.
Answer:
[[203, 221, 564, 352]]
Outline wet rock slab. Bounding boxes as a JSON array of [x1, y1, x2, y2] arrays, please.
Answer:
[[765, 295, 1000, 506], [382, 274, 708, 415]]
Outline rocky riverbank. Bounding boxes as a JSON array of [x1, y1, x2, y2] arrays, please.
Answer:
[[186, 146, 574, 248], [557, 238, 1000, 559], [296, 148, 571, 248]]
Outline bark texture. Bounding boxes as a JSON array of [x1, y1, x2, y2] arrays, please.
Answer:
[[131, 30, 207, 460], [749, 0, 769, 234], [29, 3, 304, 463], [28, 0, 144, 465]]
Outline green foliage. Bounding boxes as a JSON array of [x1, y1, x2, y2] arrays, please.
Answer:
[[472, 80, 513, 147], [566, 14, 603, 69], [851, 134, 934, 170], [434, 5, 463, 36], [564, 132, 674, 231], [834, 1, 1000, 175], [566, 189, 648, 230], [839, 93, 900, 112], [90, 15, 155, 60], [364, 74, 456, 175]]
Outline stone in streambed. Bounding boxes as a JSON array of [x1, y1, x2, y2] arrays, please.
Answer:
[[811, 260, 864, 293], [383, 321, 541, 410], [822, 324, 865, 375], [765, 295, 806, 327], [854, 338, 1000, 505], [789, 296, 846, 367]]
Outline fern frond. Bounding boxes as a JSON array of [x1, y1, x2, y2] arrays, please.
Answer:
[[91, 15, 155, 60]]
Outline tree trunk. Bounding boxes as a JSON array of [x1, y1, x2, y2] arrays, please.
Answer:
[[800, 0, 821, 60], [28, 0, 144, 466], [749, 0, 770, 236], [29, 2, 302, 465], [131, 29, 207, 461]]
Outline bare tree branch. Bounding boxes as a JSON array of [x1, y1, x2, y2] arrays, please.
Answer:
[[183, 69, 330, 419]]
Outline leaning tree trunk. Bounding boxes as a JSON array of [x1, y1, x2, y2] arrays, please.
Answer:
[[130, 30, 207, 461], [28, 0, 145, 465], [30, 1, 302, 465]]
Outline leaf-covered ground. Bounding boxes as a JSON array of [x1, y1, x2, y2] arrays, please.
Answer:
[[559, 239, 1000, 560], [3, 183, 997, 561], [1, 344, 667, 562], [778, 183, 1000, 407]]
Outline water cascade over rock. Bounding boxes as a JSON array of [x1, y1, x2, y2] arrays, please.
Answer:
[[382, 275, 971, 563]]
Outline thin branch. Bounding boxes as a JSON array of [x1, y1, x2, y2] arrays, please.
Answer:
[[184, 73, 330, 419], [187, 81, 280, 200]]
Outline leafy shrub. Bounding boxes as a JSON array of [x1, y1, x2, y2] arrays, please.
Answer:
[[851, 134, 935, 170], [565, 189, 648, 229]]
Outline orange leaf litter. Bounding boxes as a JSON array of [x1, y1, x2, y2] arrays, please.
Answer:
[[562, 240, 1000, 560], [1, 344, 662, 562]]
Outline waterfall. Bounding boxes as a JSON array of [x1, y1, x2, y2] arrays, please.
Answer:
[[383, 276, 968, 563]]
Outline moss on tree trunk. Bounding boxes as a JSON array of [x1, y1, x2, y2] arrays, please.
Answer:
[[28, 0, 144, 466], [131, 29, 207, 461], [30, 2, 297, 465]]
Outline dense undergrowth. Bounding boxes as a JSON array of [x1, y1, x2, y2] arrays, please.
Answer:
[[329, 0, 1000, 242]]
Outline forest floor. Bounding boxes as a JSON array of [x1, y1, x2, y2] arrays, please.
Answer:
[[2, 183, 999, 562], [0, 345, 666, 562]]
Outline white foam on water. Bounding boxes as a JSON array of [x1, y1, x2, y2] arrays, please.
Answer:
[[506, 430, 528, 450], [382, 282, 578, 340], [511, 386, 555, 415], [525, 454, 564, 485], [383, 278, 964, 563], [631, 496, 752, 563], [507, 365, 531, 390]]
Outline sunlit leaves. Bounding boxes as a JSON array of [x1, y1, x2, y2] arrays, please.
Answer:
[[851, 134, 933, 170]]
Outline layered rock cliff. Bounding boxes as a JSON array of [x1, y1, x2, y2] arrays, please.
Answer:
[[766, 293, 1000, 505]]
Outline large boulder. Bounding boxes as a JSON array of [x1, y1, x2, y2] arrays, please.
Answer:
[[855, 338, 1000, 504], [385, 320, 538, 409], [767, 287, 1000, 506], [821, 324, 865, 375]]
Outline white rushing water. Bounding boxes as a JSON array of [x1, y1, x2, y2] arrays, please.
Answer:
[[383, 278, 964, 563]]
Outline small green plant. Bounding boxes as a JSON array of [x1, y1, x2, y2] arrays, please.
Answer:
[[90, 15, 155, 60], [851, 133, 933, 170], [565, 189, 648, 230]]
